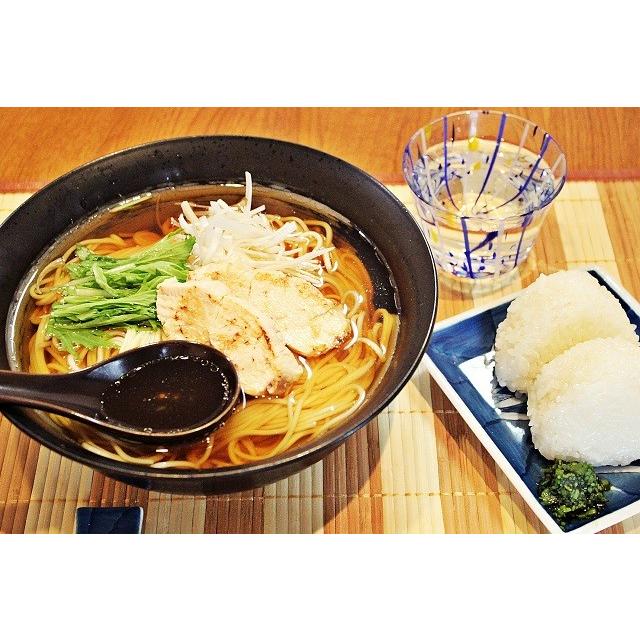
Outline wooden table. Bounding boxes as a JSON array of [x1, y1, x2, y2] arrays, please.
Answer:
[[0, 108, 639, 533], [1, 108, 639, 191]]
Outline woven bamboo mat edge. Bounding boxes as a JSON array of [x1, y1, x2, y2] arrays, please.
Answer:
[[1, 182, 640, 534]]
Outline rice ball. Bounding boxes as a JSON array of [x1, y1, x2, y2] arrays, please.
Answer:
[[494, 270, 638, 393], [528, 337, 640, 466]]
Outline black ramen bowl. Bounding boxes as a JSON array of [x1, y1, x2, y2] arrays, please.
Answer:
[[0, 136, 437, 494]]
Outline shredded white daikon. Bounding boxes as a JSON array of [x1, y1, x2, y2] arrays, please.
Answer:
[[177, 172, 332, 286]]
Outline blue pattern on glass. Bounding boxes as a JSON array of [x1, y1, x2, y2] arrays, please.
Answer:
[[473, 112, 507, 208], [427, 270, 640, 532], [460, 217, 473, 278], [402, 111, 567, 279], [494, 132, 552, 214], [442, 116, 460, 212]]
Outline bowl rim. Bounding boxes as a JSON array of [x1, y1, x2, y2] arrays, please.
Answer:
[[402, 109, 568, 219], [2, 134, 438, 484]]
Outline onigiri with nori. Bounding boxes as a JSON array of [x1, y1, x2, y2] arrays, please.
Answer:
[[494, 270, 638, 393], [528, 337, 640, 466]]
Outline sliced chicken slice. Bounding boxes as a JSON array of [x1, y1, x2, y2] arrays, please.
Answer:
[[156, 278, 303, 396], [191, 263, 351, 357]]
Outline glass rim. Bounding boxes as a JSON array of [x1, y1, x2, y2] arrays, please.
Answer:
[[402, 109, 568, 219]]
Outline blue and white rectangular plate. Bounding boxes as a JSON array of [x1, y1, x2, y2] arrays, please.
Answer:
[[425, 266, 640, 534]]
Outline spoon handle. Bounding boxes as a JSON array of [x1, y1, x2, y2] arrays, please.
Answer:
[[0, 370, 91, 414]]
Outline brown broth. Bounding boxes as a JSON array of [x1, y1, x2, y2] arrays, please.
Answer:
[[100, 356, 233, 435], [12, 183, 400, 467]]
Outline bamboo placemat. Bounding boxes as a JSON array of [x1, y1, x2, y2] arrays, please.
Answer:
[[1, 181, 639, 534]]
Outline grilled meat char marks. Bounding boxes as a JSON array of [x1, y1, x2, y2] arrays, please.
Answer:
[[156, 264, 352, 396], [157, 278, 303, 396], [190, 264, 351, 357]]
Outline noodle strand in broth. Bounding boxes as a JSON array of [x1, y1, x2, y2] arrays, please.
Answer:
[[26, 200, 398, 469]]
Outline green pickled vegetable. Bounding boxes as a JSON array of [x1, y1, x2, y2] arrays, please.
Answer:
[[538, 460, 611, 530], [47, 231, 194, 353]]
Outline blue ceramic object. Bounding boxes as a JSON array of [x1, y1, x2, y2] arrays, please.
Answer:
[[75, 507, 144, 534], [426, 268, 640, 532]]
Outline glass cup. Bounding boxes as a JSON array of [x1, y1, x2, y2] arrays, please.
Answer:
[[403, 110, 567, 279]]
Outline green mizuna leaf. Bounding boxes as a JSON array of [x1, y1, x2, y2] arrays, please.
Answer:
[[47, 231, 194, 352]]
